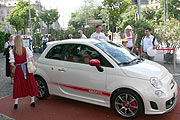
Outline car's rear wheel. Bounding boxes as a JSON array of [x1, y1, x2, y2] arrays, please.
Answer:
[[35, 76, 49, 99], [112, 89, 143, 119]]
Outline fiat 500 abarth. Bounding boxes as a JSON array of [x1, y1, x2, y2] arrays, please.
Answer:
[[34, 39, 178, 119]]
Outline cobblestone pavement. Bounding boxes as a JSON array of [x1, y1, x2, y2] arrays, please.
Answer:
[[0, 52, 179, 98]]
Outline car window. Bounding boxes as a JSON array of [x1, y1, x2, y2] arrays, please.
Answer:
[[45, 45, 64, 60], [64, 44, 113, 68]]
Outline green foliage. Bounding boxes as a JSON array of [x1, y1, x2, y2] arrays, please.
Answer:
[[0, 21, 5, 30], [32, 33, 42, 48], [68, 0, 103, 29], [8, 0, 36, 33], [142, 7, 156, 20], [40, 9, 60, 33], [0, 32, 11, 53], [157, 19, 180, 51], [102, 0, 131, 32], [160, 0, 180, 20], [32, 16, 40, 33], [0, 31, 5, 53]]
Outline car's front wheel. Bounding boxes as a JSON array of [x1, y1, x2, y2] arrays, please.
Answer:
[[35, 76, 49, 99], [112, 89, 143, 119]]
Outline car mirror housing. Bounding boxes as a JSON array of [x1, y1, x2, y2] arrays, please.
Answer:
[[89, 59, 101, 66]]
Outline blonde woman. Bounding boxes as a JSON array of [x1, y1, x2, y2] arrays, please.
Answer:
[[123, 25, 135, 52], [9, 35, 38, 109]]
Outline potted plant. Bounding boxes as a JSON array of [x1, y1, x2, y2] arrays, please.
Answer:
[[158, 19, 180, 63]]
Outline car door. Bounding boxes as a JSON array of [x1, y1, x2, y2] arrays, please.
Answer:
[[40, 44, 66, 94], [56, 44, 113, 102]]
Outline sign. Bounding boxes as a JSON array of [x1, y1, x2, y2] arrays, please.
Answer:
[[132, 0, 149, 5], [23, 38, 30, 48]]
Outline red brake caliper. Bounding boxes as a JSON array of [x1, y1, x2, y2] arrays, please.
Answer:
[[130, 101, 136, 110]]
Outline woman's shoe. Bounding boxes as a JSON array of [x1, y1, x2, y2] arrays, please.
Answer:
[[14, 104, 18, 109], [30, 102, 35, 107]]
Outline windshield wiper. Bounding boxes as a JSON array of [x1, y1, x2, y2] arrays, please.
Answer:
[[118, 58, 144, 65]]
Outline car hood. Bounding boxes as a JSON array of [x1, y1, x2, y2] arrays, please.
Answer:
[[121, 60, 169, 80]]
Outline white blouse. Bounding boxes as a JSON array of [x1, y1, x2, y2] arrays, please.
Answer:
[[9, 47, 33, 63]]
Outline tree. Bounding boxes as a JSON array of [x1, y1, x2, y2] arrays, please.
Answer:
[[142, 7, 156, 20], [8, 0, 36, 33], [160, 0, 180, 20], [68, 0, 103, 29], [102, 0, 131, 39], [0, 21, 5, 30], [40, 9, 60, 34]]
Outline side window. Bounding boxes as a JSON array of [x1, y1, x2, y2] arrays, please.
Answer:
[[64, 44, 113, 68], [80, 45, 113, 67], [45, 45, 63, 60], [64, 44, 84, 63]]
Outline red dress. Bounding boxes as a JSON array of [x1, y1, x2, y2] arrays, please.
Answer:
[[13, 48, 39, 99]]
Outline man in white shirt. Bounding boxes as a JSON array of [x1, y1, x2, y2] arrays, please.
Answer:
[[141, 28, 158, 61], [78, 30, 87, 39], [90, 24, 108, 41], [42, 34, 48, 51]]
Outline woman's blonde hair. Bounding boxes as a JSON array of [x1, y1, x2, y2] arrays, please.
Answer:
[[14, 35, 24, 56]]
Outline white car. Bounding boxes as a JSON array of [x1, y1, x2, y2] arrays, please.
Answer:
[[34, 39, 178, 119]]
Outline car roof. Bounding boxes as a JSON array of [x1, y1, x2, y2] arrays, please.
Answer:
[[47, 39, 106, 46]]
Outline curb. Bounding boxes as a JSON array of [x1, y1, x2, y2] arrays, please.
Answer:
[[0, 114, 15, 120]]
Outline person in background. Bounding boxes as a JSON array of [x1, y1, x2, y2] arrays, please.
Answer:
[[122, 39, 128, 48], [123, 25, 135, 52], [4, 34, 14, 84], [108, 30, 112, 40], [90, 24, 109, 41], [68, 34, 73, 39], [42, 34, 48, 51], [9, 35, 38, 109], [141, 28, 158, 61], [78, 30, 87, 39]]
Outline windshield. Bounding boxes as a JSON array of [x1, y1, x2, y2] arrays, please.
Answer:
[[94, 41, 136, 64]]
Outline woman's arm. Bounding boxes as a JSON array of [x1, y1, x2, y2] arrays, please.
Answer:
[[132, 32, 135, 51]]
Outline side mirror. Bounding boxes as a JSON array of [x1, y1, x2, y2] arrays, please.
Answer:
[[89, 59, 101, 66], [89, 59, 104, 72]]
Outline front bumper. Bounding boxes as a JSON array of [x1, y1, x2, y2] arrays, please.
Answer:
[[143, 80, 178, 115]]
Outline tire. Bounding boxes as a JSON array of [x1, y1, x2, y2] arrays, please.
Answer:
[[35, 76, 49, 100], [112, 89, 143, 119]]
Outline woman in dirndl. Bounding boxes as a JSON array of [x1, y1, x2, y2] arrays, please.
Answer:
[[4, 34, 14, 83], [9, 35, 38, 109]]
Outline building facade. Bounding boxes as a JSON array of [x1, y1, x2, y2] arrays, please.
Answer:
[[0, 0, 61, 34], [142, 0, 160, 10]]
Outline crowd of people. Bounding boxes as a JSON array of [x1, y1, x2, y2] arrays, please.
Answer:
[[67, 24, 158, 61]]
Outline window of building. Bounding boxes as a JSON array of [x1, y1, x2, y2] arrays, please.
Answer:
[[2, 17, 4, 21], [156, 6, 159, 9], [7, 9, 10, 14], [1, 10, 4, 15]]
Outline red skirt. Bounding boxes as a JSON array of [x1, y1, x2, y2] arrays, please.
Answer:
[[13, 64, 39, 99]]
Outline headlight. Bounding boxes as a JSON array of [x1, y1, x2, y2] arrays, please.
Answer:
[[150, 77, 162, 89]]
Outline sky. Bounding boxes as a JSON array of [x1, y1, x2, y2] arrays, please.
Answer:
[[32, 0, 103, 29]]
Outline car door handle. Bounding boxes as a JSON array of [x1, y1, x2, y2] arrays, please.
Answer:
[[58, 68, 66, 72]]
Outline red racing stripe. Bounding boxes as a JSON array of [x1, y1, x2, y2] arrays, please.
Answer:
[[48, 81, 111, 97]]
